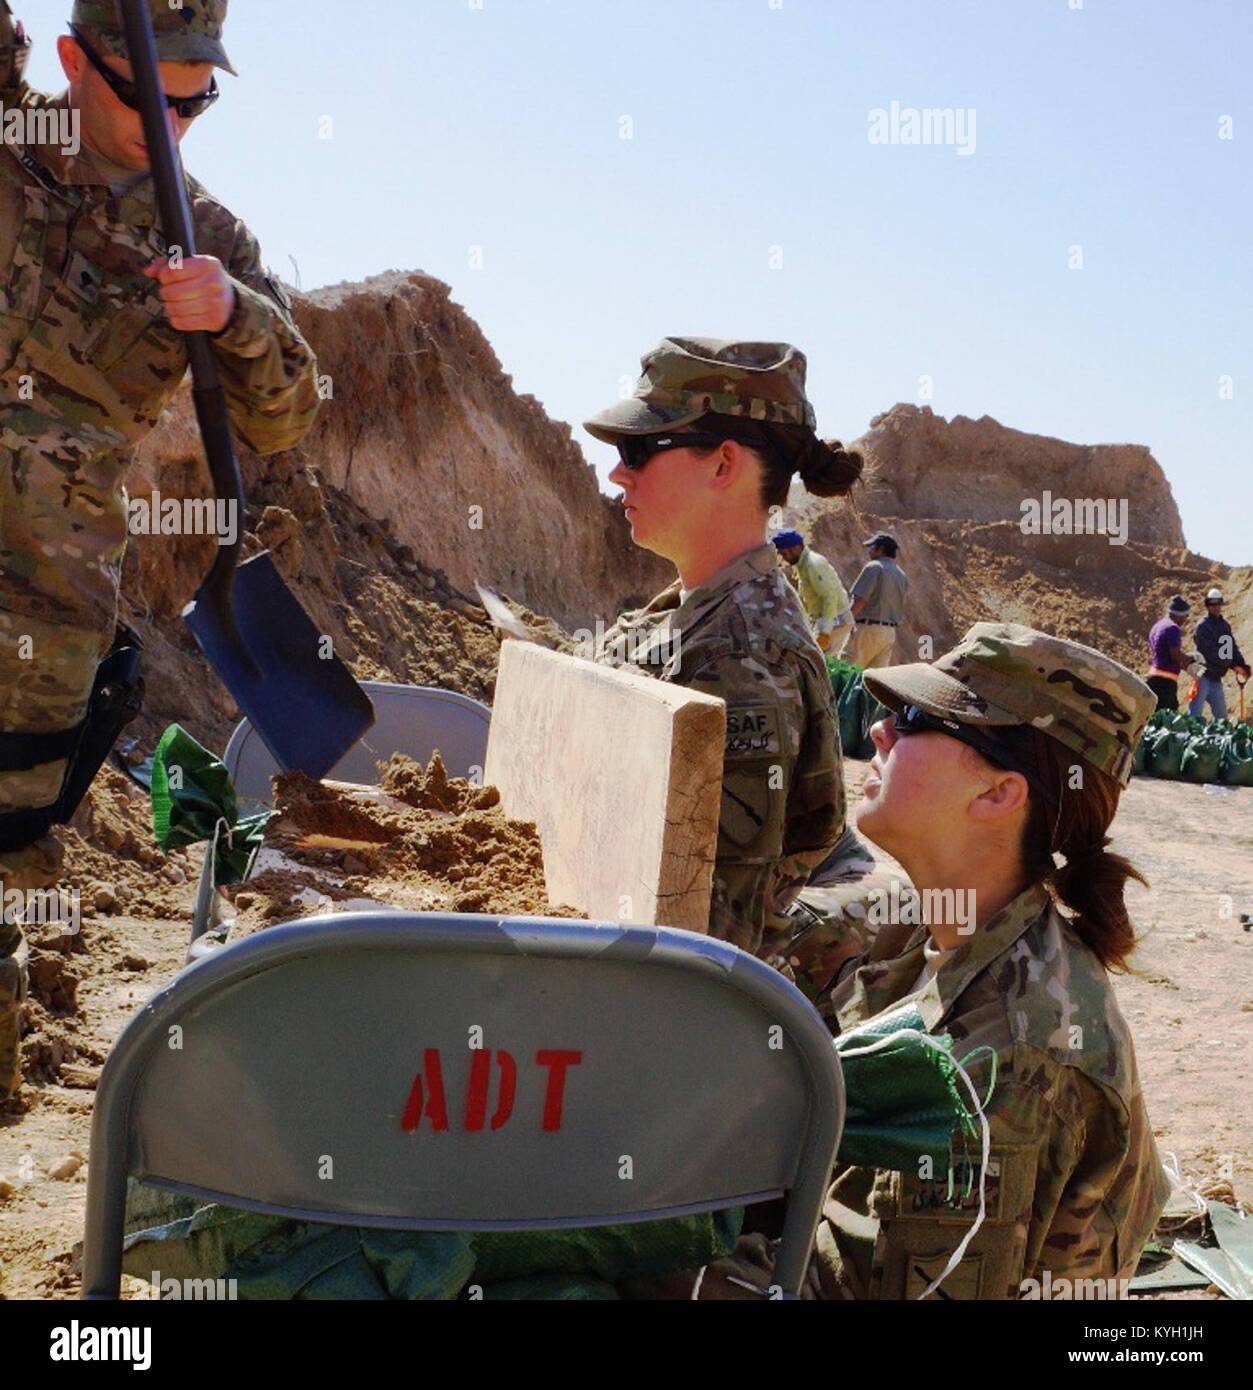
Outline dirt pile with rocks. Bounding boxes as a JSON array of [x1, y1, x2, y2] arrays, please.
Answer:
[[226, 753, 583, 934]]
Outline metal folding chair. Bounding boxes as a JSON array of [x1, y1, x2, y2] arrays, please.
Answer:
[[83, 913, 844, 1299]]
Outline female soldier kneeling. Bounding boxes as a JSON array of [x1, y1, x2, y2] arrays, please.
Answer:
[[696, 622, 1170, 1300]]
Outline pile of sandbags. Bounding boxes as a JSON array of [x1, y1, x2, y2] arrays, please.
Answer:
[[1132, 710, 1253, 786]]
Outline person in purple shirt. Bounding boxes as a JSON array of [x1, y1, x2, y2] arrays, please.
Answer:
[[1145, 595, 1194, 711]]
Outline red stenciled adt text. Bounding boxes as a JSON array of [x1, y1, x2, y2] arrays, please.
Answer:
[[401, 1049, 583, 1133]]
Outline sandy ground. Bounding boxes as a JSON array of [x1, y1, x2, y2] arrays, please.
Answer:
[[1, 768, 1249, 1301]]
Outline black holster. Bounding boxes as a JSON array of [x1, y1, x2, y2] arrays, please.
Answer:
[[0, 627, 145, 853]]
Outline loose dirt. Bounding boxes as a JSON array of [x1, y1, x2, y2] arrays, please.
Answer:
[[226, 753, 583, 932]]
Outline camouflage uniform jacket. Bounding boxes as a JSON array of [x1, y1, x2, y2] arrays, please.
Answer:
[[594, 544, 844, 957], [812, 881, 1169, 1299], [0, 39, 319, 636]]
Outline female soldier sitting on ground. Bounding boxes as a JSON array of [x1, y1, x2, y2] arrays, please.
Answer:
[[582, 337, 862, 960], [692, 623, 1170, 1299]]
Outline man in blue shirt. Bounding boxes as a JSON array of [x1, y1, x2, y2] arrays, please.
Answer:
[[1190, 589, 1250, 721]]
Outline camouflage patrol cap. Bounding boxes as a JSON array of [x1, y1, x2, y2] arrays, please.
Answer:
[[584, 337, 817, 442], [863, 622, 1156, 786], [71, 0, 236, 75]]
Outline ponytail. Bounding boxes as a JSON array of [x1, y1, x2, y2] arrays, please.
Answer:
[[1021, 732, 1146, 972]]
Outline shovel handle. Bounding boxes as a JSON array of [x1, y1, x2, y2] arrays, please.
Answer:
[[118, 0, 244, 587]]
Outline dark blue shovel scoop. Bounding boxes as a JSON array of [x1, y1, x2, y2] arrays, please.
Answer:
[[124, 0, 374, 778]]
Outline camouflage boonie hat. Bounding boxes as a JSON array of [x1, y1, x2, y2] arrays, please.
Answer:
[[72, 0, 236, 75], [584, 337, 817, 442], [863, 622, 1156, 786]]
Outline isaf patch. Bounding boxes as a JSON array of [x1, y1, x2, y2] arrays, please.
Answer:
[[726, 706, 782, 757]]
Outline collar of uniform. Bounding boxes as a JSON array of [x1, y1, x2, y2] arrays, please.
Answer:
[[26, 94, 158, 212], [614, 543, 779, 638], [834, 880, 1052, 1035], [670, 543, 780, 630]]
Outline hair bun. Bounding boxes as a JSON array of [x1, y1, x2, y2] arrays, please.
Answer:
[[797, 438, 864, 498]]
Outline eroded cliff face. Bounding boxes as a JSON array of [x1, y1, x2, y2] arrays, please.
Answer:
[[787, 405, 1245, 679], [280, 271, 667, 628], [851, 404, 1185, 548]]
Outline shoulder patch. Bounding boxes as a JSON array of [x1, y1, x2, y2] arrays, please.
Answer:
[[726, 705, 782, 757]]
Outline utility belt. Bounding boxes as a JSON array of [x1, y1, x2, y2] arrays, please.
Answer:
[[0, 626, 144, 853], [858, 619, 898, 627], [1146, 668, 1182, 682]]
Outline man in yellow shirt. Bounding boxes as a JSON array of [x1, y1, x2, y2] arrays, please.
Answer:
[[772, 531, 852, 656]]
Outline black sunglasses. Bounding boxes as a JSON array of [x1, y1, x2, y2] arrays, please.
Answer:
[[615, 431, 749, 472], [891, 704, 1057, 804], [70, 25, 220, 120]]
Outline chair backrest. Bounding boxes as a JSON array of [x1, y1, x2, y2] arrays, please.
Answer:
[[223, 682, 491, 808], [83, 913, 843, 1299]]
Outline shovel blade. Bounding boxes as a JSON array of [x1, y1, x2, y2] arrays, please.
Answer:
[[184, 551, 375, 779]]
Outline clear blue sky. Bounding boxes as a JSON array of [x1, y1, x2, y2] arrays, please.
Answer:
[[22, 0, 1253, 565]]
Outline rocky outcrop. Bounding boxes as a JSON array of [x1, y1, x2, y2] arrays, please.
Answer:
[[850, 404, 1185, 549]]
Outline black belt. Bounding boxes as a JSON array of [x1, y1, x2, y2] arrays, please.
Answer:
[[859, 619, 898, 627]]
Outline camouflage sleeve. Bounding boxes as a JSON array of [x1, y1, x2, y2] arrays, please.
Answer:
[[683, 647, 825, 958], [193, 194, 320, 456], [1025, 1070, 1168, 1285], [0, 3, 33, 105]]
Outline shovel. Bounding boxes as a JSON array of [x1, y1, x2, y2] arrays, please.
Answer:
[[120, 0, 374, 778]]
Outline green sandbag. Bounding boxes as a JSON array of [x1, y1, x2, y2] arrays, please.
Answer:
[[1131, 730, 1151, 777], [150, 723, 271, 886], [1180, 735, 1225, 784], [836, 674, 865, 758], [833, 1002, 982, 1175], [120, 1183, 742, 1300], [1147, 729, 1189, 779], [1222, 733, 1253, 787]]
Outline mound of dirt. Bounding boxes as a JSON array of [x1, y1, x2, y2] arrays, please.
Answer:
[[225, 754, 583, 934]]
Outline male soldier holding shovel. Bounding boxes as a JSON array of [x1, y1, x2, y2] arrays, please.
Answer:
[[0, 0, 319, 1098]]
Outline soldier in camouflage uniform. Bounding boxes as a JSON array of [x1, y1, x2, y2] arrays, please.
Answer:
[[584, 339, 855, 959], [0, 0, 320, 1097], [695, 624, 1170, 1299]]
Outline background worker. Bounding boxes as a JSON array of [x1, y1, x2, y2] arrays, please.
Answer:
[[0, 0, 320, 1100], [845, 532, 908, 670], [697, 624, 1169, 1299], [1145, 595, 1195, 711], [771, 530, 853, 656], [584, 338, 863, 959], [1190, 588, 1250, 721]]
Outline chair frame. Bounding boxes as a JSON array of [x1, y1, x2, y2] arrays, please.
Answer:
[[83, 913, 844, 1300]]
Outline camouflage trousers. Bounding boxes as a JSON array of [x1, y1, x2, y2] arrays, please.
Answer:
[[0, 595, 109, 1097]]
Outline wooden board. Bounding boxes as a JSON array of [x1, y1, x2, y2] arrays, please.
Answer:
[[484, 641, 725, 932]]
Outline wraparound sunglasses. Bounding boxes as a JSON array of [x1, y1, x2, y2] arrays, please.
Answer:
[[69, 24, 220, 120], [892, 703, 1057, 804]]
